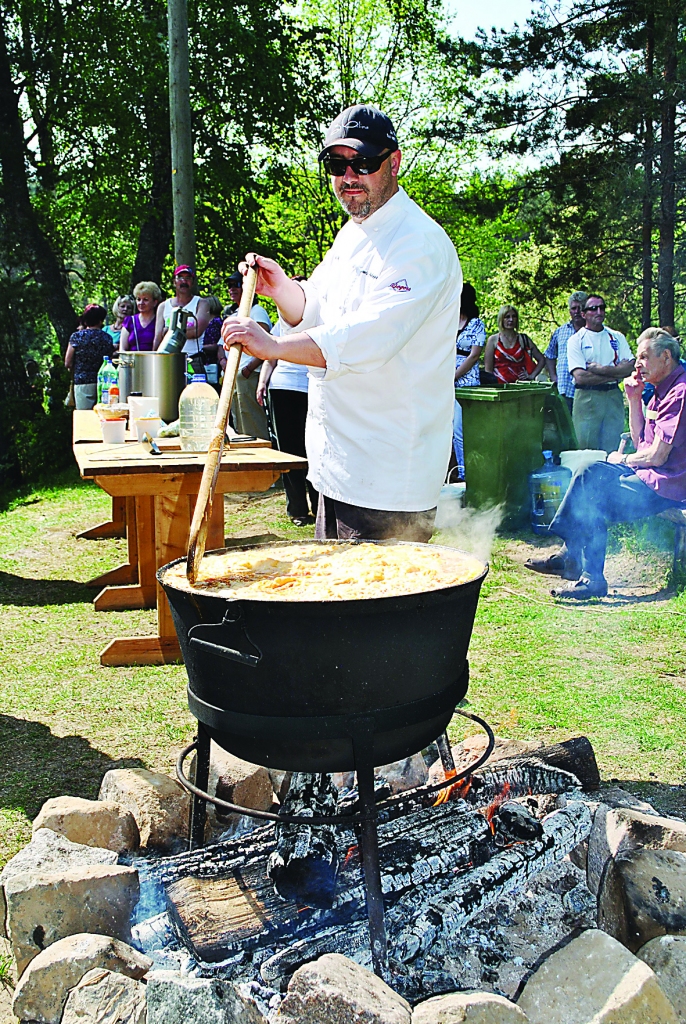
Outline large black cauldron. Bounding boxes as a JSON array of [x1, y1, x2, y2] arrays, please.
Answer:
[[159, 541, 487, 772]]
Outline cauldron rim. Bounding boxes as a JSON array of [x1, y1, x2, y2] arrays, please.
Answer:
[[157, 538, 488, 613]]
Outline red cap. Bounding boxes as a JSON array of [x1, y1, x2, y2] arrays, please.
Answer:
[[174, 265, 195, 277]]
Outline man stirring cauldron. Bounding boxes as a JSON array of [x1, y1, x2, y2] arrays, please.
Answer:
[[222, 105, 462, 541]]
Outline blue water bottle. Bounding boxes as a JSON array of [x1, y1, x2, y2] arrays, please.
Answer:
[[529, 451, 572, 534]]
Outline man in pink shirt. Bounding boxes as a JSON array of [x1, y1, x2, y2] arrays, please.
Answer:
[[527, 327, 686, 598]]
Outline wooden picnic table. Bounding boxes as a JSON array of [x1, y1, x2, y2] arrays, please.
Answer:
[[72, 410, 307, 667]]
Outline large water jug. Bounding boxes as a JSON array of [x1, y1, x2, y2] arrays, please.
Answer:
[[179, 374, 218, 452], [529, 450, 571, 534]]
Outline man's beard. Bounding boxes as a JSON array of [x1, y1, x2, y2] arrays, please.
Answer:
[[335, 186, 371, 220]]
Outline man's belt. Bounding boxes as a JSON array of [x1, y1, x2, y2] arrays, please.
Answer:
[[575, 382, 619, 392]]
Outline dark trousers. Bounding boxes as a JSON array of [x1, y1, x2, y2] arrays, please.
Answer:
[[315, 496, 436, 542], [550, 461, 680, 580], [268, 388, 318, 519]]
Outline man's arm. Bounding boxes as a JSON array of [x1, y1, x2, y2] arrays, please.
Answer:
[[609, 437, 672, 468], [585, 359, 635, 380], [154, 303, 166, 349], [572, 367, 612, 387], [239, 254, 306, 326], [222, 319, 326, 368], [546, 357, 558, 384]]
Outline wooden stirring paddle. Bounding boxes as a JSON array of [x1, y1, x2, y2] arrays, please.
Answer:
[[186, 265, 258, 582]]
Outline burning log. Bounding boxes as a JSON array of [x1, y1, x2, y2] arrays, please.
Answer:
[[259, 801, 592, 986], [267, 773, 340, 908], [162, 803, 490, 963]]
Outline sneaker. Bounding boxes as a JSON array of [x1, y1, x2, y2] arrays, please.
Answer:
[[525, 551, 581, 580], [551, 573, 608, 599]]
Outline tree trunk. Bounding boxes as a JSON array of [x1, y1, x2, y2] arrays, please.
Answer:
[[167, 0, 196, 269], [0, 19, 76, 353], [642, 13, 655, 331], [129, 133, 174, 288], [658, 9, 677, 328]]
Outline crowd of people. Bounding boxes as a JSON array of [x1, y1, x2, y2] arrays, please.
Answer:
[[61, 100, 685, 573]]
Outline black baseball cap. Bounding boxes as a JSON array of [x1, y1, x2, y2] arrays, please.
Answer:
[[318, 105, 398, 160], [227, 272, 243, 286]]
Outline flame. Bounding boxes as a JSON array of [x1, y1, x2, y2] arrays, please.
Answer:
[[484, 781, 512, 833], [433, 771, 472, 806], [342, 844, 359, 868]]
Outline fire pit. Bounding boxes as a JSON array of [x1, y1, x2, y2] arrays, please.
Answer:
[[159, 539, 488, 977]]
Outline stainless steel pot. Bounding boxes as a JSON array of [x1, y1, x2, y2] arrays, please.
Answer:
[[117, 351, 135, 403], [131, 352, 186, 422]]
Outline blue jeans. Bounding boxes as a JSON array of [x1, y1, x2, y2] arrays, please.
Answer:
[[453, 399, 463, 476], [550, 461, 681, 580]]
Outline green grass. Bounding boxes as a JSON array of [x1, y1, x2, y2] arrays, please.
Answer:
[[0, 469, 685, 867]]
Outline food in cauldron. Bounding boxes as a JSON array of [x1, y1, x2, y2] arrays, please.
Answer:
[[162, 540, 484, 602]]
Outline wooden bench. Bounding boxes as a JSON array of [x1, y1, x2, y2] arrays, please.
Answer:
[[658, 507, 686, 573]]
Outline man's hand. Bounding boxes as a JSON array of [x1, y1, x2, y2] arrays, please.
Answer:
[[607, 451, 625, 464], [624, 368, 644, 403], [222, 317, 277, 361], [238, 254, 306, 326]]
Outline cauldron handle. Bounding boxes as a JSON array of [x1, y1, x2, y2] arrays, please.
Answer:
[[188, 608, 262, 668]]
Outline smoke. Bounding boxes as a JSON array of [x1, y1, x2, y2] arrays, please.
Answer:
[[433, 501, 504, 564]]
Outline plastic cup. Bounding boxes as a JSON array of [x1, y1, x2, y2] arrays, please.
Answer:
[[135, 417, 162, 441], [100, 418, 127, 444]]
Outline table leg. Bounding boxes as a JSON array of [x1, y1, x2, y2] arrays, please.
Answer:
[[94, 496, 156, 612], [77, 496, 127, 540], [87, 498, 140, 590]]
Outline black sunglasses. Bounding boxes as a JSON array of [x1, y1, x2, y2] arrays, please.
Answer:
[[584, 304, 606, 312], [321, 150, 393, 177]]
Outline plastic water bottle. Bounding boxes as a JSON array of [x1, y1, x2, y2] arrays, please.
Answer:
[[97, 357, 111, 404], [529, 451, 572, 534], [99, 356, 115, 404], [179, 375, 219, 452]]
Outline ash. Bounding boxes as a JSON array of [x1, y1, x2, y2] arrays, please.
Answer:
[[128, 848, 594, 1007]]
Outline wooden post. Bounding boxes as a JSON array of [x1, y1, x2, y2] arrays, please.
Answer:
[[167, 0, 196, 268]]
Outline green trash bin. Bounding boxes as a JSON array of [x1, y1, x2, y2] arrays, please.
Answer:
[[457, 381, 553, 528]]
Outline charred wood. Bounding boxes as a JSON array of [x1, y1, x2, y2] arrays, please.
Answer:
[[259, 801, 591, 986], [267, 773, 339, 908], [163, 803, 490, 962]]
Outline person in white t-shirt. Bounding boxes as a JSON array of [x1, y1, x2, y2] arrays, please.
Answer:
[[219, 272, 271, 439], [154, 265, 209, 367], [567, 294, 634, 453], [257, 318, 318, 526]]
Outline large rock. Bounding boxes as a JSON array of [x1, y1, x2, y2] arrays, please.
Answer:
[[204, 744, 273, 823], [638, 934, 686, 1023], [378, 754, 428, 795], [598, 847, 686, 952], [12, 933, 151, 1024], [413, 990, 529, 1022], [99, 769, 190, 851], [61, 967, 146, 1024], [146, 969, 266, 1024], [5, 864, 139, 977], [517, 928, 678, 1023], [0, 829, 117, 936], [588, 804, 686, 895], [277, 953, 411, 1024], [33, 796, 140, 854]]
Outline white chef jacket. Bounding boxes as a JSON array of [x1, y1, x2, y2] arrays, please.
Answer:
[[280, 187, 462, 512]]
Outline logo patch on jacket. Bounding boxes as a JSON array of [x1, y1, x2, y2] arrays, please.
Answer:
[[390, 279, 410, 292]]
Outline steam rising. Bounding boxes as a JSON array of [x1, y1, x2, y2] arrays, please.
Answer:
[[433, 501, 504, 564]]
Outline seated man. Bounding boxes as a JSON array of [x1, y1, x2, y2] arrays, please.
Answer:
[[526, 327, 686, 598]]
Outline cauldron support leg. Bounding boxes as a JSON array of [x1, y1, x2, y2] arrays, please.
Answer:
[[352, 719, 389, 980], [189, 723, 210, 850]]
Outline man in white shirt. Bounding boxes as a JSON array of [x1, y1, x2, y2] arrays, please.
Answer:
[[567, 295, 634, 453], [222, 104, 462, 542], [154, 265, 209, 362]]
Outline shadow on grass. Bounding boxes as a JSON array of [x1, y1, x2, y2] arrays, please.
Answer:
[[0, 715, 145, 820], [0, 572, 91, 606]]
